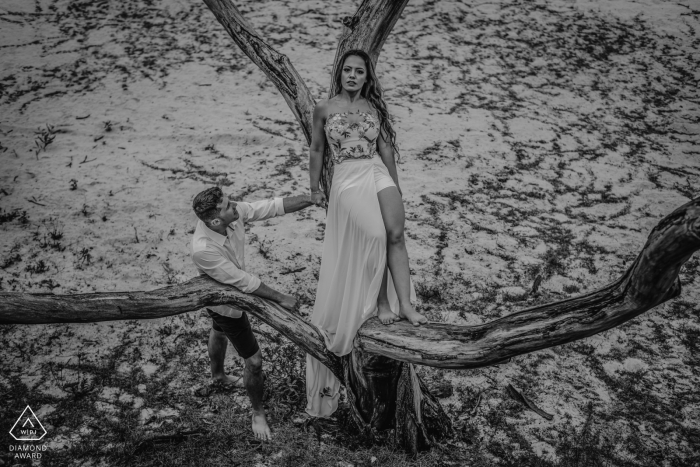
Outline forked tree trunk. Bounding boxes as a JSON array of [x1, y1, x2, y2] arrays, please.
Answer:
[[2, 0, 699, 455], [200, 0, 450, 453]]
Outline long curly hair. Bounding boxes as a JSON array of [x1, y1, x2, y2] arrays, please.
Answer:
[[320, 49, 400, 201]]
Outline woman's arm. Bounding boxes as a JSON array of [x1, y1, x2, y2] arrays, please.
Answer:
[[309, 100, 328, 206], [377, 129, 402, 196]]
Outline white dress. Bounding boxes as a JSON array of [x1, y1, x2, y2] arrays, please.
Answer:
[[305, 111, 415, 417]]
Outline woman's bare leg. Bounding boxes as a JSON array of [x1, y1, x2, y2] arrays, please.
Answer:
[[377, 187, 427, 326], [376, 264, 398, 324]]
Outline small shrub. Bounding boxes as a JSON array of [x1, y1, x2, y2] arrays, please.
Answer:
[[78, 247, 92, 264], [48, 223, 63, 241], [26, 260, 49, 275], [162, 262, 178, 284], [0, 208, 28, 225], [258, 239, 273, 260], [39, 235, 65, 252], [34, 123, 57, 157], [261, 340, 306, 414], [415, 281, 445, 303], [39, 278, 60, 290], [1, 253, 22, 269], [556, 407, 620, 466]]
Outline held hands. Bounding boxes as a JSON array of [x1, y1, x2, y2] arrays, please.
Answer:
[[310, 191, 327, 209]]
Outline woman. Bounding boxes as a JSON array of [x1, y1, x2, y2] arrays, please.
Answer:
[[306, 49, 427, 418]]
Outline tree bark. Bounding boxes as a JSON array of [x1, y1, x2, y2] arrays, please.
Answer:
[[2, 197, 698, 450], [4, 194, 695, 357], [0, 276, 341, 377], [202, 0, 315, 143], [320, 0, 434, 454], [343, 341, 453, 456], [330, 0, 410, 75], [201, 0, 443, 452]]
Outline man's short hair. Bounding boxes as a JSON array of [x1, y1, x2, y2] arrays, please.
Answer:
[[192, 187, 223, 223]]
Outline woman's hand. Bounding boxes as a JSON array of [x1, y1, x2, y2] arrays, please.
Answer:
[[311, 191, 327, 208]]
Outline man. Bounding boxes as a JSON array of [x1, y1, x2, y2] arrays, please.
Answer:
[[191, 186, 314, 441]]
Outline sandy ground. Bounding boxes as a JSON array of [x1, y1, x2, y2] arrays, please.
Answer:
[[1, 0, 699, 465]]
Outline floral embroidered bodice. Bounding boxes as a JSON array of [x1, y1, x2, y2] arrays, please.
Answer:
[[324, 111, 380, 164]]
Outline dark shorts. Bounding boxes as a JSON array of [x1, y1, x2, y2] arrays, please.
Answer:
[[207, 309, 260, 360]]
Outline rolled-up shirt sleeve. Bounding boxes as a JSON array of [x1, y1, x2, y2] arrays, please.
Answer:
[[192, 249, 261, 293], [239, 197, 285, 223]]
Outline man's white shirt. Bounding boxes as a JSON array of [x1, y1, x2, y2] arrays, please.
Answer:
[[191, 197, 285, 318]]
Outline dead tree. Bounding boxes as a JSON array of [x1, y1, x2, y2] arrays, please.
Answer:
[[2, 197, 698, 452], [1, 0, 699, 455]]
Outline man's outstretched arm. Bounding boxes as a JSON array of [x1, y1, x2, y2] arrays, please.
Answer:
[[283, 194, 314, 214], [241, 195, 314, 223]]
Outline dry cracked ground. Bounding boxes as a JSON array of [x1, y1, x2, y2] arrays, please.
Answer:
[[1, 0, 699, 465]]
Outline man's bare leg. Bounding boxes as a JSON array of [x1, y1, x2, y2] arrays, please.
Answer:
[[245, 349, 271, 440], [377, 265, 399, 324], [208, 328, 243, 387]]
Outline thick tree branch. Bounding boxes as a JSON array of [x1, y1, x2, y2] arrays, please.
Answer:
[[0, 276, 342, 378], [359, 197, 699, 368], [331, 0, 410, 74], [2, 197, 697, 371], [201, 0, 409, 141], [202, 0, 316, 143]]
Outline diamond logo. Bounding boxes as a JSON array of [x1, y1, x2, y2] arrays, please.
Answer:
[[9, 406, 47, 441]]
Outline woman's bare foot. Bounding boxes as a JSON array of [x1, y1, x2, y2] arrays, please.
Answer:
[[399, 303, 428, 326], [212, 373, 244, 389], [377, 301, 399, 325], [252, 411, 272, 441]]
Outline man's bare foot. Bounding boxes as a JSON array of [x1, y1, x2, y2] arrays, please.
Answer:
[[399, 304, 428, 326], [377, 301, 399, 325], [252, 411, 272, 441], [212, 373, 244, 389]]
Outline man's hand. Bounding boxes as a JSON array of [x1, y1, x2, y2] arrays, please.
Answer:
[[252, 283, 299, 312], [283, 194, 317, 213], [277, 293, 298, 311]]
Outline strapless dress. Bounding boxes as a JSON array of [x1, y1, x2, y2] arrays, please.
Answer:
[[305, 110, 415, 418]]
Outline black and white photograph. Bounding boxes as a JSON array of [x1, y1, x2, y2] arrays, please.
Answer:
[[1, 0, 699, 465]]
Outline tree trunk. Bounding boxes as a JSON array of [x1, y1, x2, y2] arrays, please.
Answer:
[[200, 0, 447, 453], [343, 342, 453, 455], [330, 0, 410, 76], [321, 0, 441, 453]]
